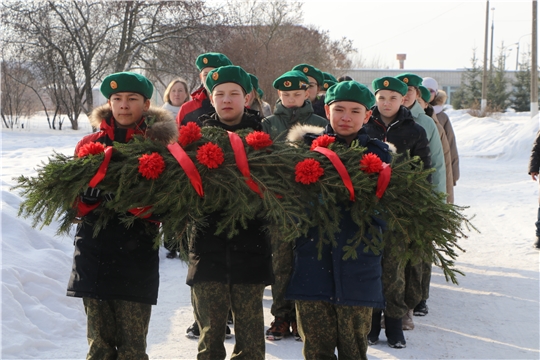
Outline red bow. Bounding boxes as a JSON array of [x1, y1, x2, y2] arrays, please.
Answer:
[[312, 146, 355, 201], [167, 142, 204, 197], [228, 131, 263, 198]]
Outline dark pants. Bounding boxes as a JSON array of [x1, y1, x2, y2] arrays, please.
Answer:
[[192, 282, 266, 360], [381, 240, 408, 319], [404, 259, 425, 309], [83, 297, 151, 360], [535, 207, 540, 237], [296, 300, 372, 360], [270, 239, 296, 321]]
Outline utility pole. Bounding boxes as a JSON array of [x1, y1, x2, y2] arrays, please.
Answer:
[[481, 0, 490, 113], [532, 0, 538, 118], [490, 7, 495, 73]]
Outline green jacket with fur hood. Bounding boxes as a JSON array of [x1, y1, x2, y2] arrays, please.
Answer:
[[261, 99, 328, 141]]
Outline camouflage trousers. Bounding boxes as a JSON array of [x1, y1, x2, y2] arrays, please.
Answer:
[[192, 282, 266, 360], [296, 300, 372, 360], [405, 258, 432, 308], [380, 239, 408, 319], [270, 239, 296, 320], [83, 297, 151, 360]]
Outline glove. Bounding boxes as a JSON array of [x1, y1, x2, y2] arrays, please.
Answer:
[[80, 187, 101, 205]]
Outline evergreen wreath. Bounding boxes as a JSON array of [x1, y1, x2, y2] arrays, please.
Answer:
[[14, 124, 475, 284]]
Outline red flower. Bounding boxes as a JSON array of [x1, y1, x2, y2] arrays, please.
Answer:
[[197, 142, 224, 169], [77, 142, 105, 157], [360, 153, 383, 173], [295, 158, 324, 184], [245, 131, 273, 150], [138, 152, 166, 180], [178, 122, 202, 146], [310, 135, 335, 150]]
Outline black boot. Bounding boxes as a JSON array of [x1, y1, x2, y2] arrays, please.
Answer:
[[535, 236, 540, 249], [368, 310, 382, 345], [385, 315, 406, 348]]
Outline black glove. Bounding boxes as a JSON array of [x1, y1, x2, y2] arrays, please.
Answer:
[[80, 187, 101, 205]]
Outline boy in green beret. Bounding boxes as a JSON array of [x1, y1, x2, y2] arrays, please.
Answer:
[[68, 72, 178, 359], [261, 70, 328, 342], [292, 63, 327, 119], [186, 65, 273, 360], [285, 81, 390, 360], [321, 72, 338, 93], [362, 76, 431, 349], [176, 52, 232, 126]]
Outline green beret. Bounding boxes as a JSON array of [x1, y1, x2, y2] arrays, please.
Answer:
[[195, 52, 232, 71], [100, 72, 153, 99], [324, 81, 375, 109], [419, 85, 431, 103], [257, 88, 264, 99], [273, 70, 309, 91], [322, 72, 338, 90], [205, 65, 252, 94], [291, 63, 324, 87], [372, 76, 408, 96], [249, 73, 259, 93], [395, 73, 423, 87]]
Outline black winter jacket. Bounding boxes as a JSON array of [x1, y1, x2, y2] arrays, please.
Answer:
[[186, 111, 273, 286], [67, 105, 178, 305], [529, 130, 540, 174], [364, 105, 432, 171]]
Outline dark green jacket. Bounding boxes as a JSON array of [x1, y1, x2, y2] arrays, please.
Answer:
[[261, 100, 327, 140]]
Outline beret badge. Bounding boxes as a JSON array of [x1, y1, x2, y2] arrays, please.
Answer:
[[110, 81, 118, 90], [303, 67, 309, 73], [403, 77, 409, 84], [212, 72, 219, 81], [284, 80, 292, 88], [383, 80, 389, 87], [203, 57, 208, 64], [324, 83, 329, 89]]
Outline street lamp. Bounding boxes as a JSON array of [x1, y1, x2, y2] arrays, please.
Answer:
[[515, 33, 532, 70]]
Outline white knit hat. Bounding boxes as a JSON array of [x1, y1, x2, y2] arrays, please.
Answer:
[[422, 77, 438, 92]]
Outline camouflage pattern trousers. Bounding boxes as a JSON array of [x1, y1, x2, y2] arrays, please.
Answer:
[[192, 282, 266, 360], [83, 297, 151, 360], [381, 239, 408, 319], [405, 259, 431, 308], [270, 239, 296, 320], [296, 300, 372, 360]]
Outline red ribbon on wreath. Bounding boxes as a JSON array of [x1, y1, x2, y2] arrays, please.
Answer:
[[228, 131, 263, 198], [376, 163, 391, 199], [167, 142, 204, 197], [88, 146, 113, 188], [312, 146, 355, 201]]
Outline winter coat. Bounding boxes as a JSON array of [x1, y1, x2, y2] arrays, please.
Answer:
[[176, 86, 214, 126], [431, 90, 460, 185], [311, 94, 327, 119], [364, 105, 432, 172], [67, 105, 178, 305], [409, 101, 446, 195], [186, 111, 273, 286], [261, 99, 328, 140], [433, 114, 454, 203], [162, 102, 181, 120], [284, 124, 388, 308], [197, 110, 262, 132]]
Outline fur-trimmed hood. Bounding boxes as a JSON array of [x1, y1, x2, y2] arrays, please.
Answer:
[[88, 104, 178, 145], [286, 123, 396, 153], [431, 89, 448, 107]]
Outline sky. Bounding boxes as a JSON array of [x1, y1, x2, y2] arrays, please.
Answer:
[[2, 109, 540, 358], [302, 0, 537, 70]]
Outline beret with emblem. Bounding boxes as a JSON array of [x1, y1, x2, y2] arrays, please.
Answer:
[[205, 65, 252, 94], [100, 72, 153, 99], [195, 52, 232, 71], [273, 70, 309, 91], [372, 76, 408, 96], [291, 63, 324, 87], [257, 88, 264, 99], [322, 72, 338, 90], [249, 73, 259, 93], [419, 85, 431, 103], [395, 73, 423, 88], [325, 80, 375, 109]]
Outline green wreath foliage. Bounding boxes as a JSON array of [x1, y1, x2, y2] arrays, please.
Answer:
[[14, 126, 475, 284]]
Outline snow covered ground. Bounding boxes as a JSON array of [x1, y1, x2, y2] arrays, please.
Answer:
[[1, 109, 539, 359]]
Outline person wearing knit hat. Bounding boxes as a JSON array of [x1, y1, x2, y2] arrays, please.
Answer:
[[422, 77, 439, 102], [262, 69, 328, 342], [71, 70, 178, 359], [176, 52, 233, 126], [284, 80, 389, 360], [363, 75, 431, 349], [187, 65, 272, 360]]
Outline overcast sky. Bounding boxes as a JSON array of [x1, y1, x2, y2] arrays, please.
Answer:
[[301, 0, 536, 70]]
